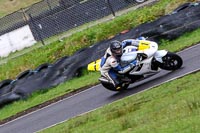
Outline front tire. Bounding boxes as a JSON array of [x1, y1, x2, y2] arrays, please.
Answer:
[[101, 82, 129, 91], [159, 52, 183, 70]]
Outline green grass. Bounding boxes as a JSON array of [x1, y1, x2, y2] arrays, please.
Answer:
[[0, 0, 41, 17], [0, 0, 200, 122], [40, 71, 200, 133]]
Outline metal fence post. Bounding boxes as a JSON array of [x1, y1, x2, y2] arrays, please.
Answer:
[[29, 14, 45, 45], [21, 8, 29, 24], [106, 0, 115, 16]]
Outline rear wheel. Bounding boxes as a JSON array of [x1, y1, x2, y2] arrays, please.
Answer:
[[159, 52, 183, 70], [101, 82, 129, 91]]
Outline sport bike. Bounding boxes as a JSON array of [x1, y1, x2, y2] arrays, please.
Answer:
[[88, 44, 183, 91]]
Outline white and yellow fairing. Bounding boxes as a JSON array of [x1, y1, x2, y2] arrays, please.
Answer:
[[138, 40, 150, 51]]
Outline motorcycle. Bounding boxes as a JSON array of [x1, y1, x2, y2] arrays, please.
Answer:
[[87, 43, 183, 91]]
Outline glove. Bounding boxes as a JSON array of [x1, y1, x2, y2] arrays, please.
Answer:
[[129, 60, 138, 68]]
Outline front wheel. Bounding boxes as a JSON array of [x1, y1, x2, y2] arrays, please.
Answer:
[[101, 82, 129, 91], [159, 52, 183, 70]]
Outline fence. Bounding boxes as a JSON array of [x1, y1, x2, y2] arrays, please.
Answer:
[[0, 0, 146, 45]]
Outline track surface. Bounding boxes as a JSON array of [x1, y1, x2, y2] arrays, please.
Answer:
[[0, 44, 200, 133]]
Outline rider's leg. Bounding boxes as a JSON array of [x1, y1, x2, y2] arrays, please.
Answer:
[[103, 70, 120, 87]]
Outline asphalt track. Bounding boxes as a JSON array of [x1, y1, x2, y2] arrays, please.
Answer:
[[0, 43, 200, 133]]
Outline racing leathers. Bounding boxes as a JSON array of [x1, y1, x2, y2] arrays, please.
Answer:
[[100, 39, 158, 87], [100, 47, 137, 87]]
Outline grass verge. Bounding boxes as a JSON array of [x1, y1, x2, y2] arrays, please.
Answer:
[[0, 0, 48, 17]]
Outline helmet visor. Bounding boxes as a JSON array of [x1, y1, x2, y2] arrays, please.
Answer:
[[112, 48, 122, 55]]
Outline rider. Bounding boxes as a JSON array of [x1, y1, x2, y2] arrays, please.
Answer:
[[100, 40, 137, 87], [100, 37, 158, 87]]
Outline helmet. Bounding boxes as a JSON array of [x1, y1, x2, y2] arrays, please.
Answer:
[[110, 40, 122, 57]]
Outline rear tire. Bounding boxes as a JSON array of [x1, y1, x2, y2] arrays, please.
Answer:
[[101, 81, 129, 91], [159, 52, 183, 70]]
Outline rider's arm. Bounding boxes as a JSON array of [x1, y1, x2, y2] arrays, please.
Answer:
[[108, 57, 137, 74], [113, 64, 132, 74], [121, 39, 139, 48]]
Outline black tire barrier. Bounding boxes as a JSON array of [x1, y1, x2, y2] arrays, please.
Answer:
[[34, 63, 52, 73], [53, 56, 68, 65], [74, 47, 89, 55], [73, 66, 88, 77], [0, 79, 12, 89], [0, 79, 13, 96], [16, 70, 33, 80], [126, 2, 200, 41], [0, 92, 21, 107], [172, 3, 191, 14]]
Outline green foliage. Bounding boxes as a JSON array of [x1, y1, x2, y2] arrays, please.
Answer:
[[0, 0, 41, 17]]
